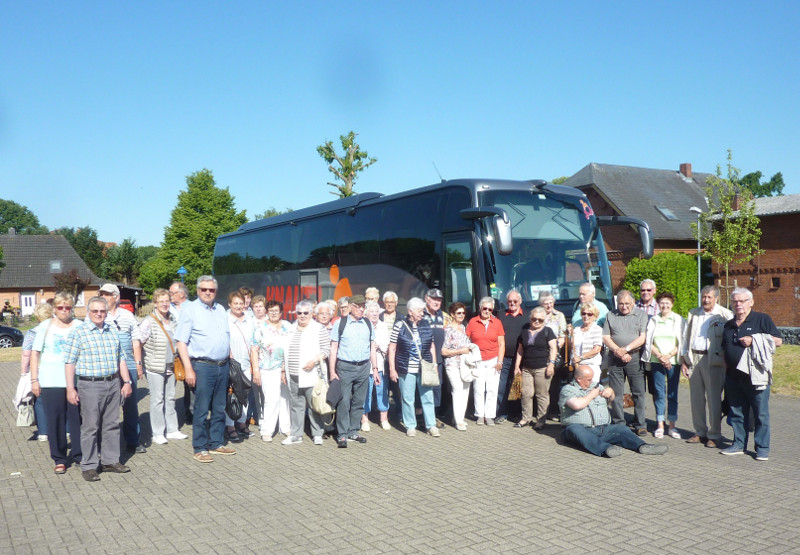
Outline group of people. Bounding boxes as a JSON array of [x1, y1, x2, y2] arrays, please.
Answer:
[[19, 274, 782, 479]]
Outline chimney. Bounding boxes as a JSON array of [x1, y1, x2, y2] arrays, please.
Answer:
[[680, 163, 692, 178], [8, 227, 15, 236]]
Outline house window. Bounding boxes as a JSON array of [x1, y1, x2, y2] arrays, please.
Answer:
[[654, 206, 679, 222], [75, 291, 85, 307], [771, 277, 780, 289], [50, 260, 62, 273]]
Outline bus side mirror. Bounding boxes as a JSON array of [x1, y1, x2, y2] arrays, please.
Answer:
[[596, 215, 654, 259], [493, 215, 513, 255]]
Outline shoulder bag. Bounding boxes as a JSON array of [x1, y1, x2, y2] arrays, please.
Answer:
[[402, 321, 439, 387], [311, 362, 335, 416], [150, 314, 185, 381]]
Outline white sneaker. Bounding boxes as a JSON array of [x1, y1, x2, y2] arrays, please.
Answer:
[[313, 436, 324, 445], [456, 422, 467, 431], [166, 431, 188, 440], [281, 436, 303, 445], [261, 435, 273, 442], [428, 427, 440, 437], [152, 436, 168, 445], [380, 420, 391, 430], [361, 421, 371, 432], [38, 434, 48, 442], [406, 429, 416, 437]]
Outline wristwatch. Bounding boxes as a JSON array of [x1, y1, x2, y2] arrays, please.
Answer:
[[124, 380, 133, 385]]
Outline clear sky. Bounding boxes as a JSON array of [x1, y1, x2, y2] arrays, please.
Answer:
[[2, 1, 798, 247]]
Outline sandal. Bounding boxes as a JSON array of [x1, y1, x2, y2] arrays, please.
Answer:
[[54, 464, 66, 475], [514, 421, 530, 428], [226, 427, 242, 443], [654, 428, 664, 439], [668, 428, 681, 439]]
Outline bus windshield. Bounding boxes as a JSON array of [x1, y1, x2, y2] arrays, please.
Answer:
[[479, 189, 613, 314]]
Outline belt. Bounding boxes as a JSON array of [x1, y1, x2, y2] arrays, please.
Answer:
[[339, 359, 369, 366], [190, 357, 228, 366], [77, 374, 118, 382], [692, 349, 708, 354]]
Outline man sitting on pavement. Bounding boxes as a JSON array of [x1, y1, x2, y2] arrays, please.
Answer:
[[559, 365, 668, 458]]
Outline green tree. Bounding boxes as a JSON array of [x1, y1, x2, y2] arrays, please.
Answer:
[[53, 226, 106, 275], [316, 131, 377, 197], [622, 252, 698, 317], [53, 269, 91, 299], [693, 149, 763, 304], [0, 199, 48, 235], [102, 238, 140, 286], [138, 169, 247, 293], [740, 170, 784, 198], [252, 207, 293, 221], [551, 176, 569, 185], [136, 245, 160, 266]]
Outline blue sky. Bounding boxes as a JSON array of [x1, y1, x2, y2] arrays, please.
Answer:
[[2, 2, 798, 248]]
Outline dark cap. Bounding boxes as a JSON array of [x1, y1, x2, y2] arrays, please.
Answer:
[[349, 294, 366, 306], [426, 288, 443, 299]]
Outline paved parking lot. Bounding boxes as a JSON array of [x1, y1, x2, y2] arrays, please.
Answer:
[[2, 360, 799, 554]]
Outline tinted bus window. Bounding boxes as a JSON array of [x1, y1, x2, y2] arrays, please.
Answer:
[[298, 213, 341, 269], [338, 205, 380, 266]]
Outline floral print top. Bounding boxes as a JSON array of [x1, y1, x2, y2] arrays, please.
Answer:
[[253, 319, 291, 371]]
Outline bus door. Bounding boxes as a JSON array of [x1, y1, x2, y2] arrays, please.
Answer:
[[299, 270, 319, 305], [443, 233, 475, 313]]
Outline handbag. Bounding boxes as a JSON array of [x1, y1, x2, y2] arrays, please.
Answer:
[[507, 373, 522, 401], [228, 357, 252, 403], [311, 363, 335, 416], [149, 314, 184, 381], [402, 321, 439, 387], [225, 388, 243, 420], [17, 400, 35, 427]]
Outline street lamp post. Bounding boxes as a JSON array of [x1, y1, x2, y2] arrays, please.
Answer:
[[689, 206, 703, 306], [177, 266, 187, 283]]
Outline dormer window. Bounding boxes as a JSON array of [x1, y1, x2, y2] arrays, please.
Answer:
[[50, 260, 62, 273], [655, 206, 679, 222]]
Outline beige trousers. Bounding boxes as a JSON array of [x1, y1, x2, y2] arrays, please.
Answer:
[[521, 366, 552, 422]]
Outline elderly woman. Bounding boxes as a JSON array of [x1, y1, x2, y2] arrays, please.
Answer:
[[314, 301, 335, 330], [281, 300, 330, 445], [380, 291, 399, 329], [388, 297, 438, 437], [29, 293, 82, 474], [441, 302, 472, 431], [642, 292, 686, 439], [253, 300, 292, 441], [22, 301, 54, 441], [538, 292, 567, 349], [140, 288, 187, 445], [362, 300, 391, 431], [465, 297, 505, 426], [251, 295, 267, 324], [571, 302, 604, 384], [225, 291, 258, 442], [365, 287, 380, 304], [513, 307, 558, 429]]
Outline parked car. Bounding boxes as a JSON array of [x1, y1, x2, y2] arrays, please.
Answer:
[[118, 299, 135, 313], [0, 324, 24, 348]]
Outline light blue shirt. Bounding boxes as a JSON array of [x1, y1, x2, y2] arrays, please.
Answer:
[[571, 299, 609, 328], [330, 315, 374, 362], [175, 298, 230, 360]]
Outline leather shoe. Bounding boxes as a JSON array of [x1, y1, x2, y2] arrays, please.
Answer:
[[127, 444, 147, 454], [82, 469, 100, 482], [435, 418, 446, 429], [336, 437, 348, 448], [685, 435, 707, 444], [494, 416, 507, 424], [636, 428, 648, 437], [101, 462, 130, 474], [705, 439, 718, 448]]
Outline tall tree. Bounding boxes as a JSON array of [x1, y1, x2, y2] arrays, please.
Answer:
[[551, 176, 569, 185], [316, 131, 377, 197], [693, 150, 763, 304], [53, 226, 105, 275], [740, 170, 784, 198], [102, 238, 140, 286], [252, 207, 293, 221], [138, 169, 247, 293], [0, 199, 48, 235]]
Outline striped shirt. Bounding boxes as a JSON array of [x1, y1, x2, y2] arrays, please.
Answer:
[[64, 320, 122, 377]]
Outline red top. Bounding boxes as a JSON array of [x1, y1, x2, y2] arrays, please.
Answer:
[[465, 316, 505, 360]]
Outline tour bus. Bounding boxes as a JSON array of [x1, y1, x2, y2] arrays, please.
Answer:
[[213, 179, 653, 318]]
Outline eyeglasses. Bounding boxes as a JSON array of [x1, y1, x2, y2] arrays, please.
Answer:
[[640, 288, 653, 292], [89, 309, 107, 314], [199, 287, 217, 293], [350, 304, 365, 310], [530, 318, 545, 323], [55, 306, 72, 311], [480, 307, 492, 312], [99, 291, 114, 296], [507, 299, 520, 304], [296, 311, 310, 316], [454, 311, 465, 315], [267, 308, 281, 313]]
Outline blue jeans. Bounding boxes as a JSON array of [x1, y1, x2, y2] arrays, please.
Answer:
[[725, 375, 770, 455], [121, 368, 140, 447], [364, 372, 390, 414], [398, 372, 435, 430], [562, 423, 646, 456], [192, 360, 228, 453], [652, 364, 680, 422], [34, 395, 48, 436], [496, 356, 514, 418]]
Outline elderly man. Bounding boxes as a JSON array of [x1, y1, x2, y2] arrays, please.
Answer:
[[175, 276, 235, 463], [681, 285, 733, 448], [497, 289, 527, 423], [560, 365, 667, 457], [169, 281, 194, 421], [571, 283, 609, 327], [98, 283, 145, 455], [380, 291, 398, 329], [423, 288, 450, 428], [329, 294, 378, 448], [64, 296, 134, 481], [635, 279, 658, 317], [365, 287, 380, 304], [603, 290, 648, 435], [720, 288, 782, 460]]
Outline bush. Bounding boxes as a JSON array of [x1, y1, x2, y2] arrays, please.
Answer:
[[622, 252, 697, 318]]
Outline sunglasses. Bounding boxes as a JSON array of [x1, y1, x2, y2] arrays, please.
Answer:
[[480, 307, 492, 312], [296, 311, 310, 316], [89, 309, 107, 314], [454, 311, 465, 315], [199, 288, 217, 293], [581, 312, 594, 316], [640, 288, 653, 292], [530, 318, 544, 323], [55, 306, 72, 311]]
